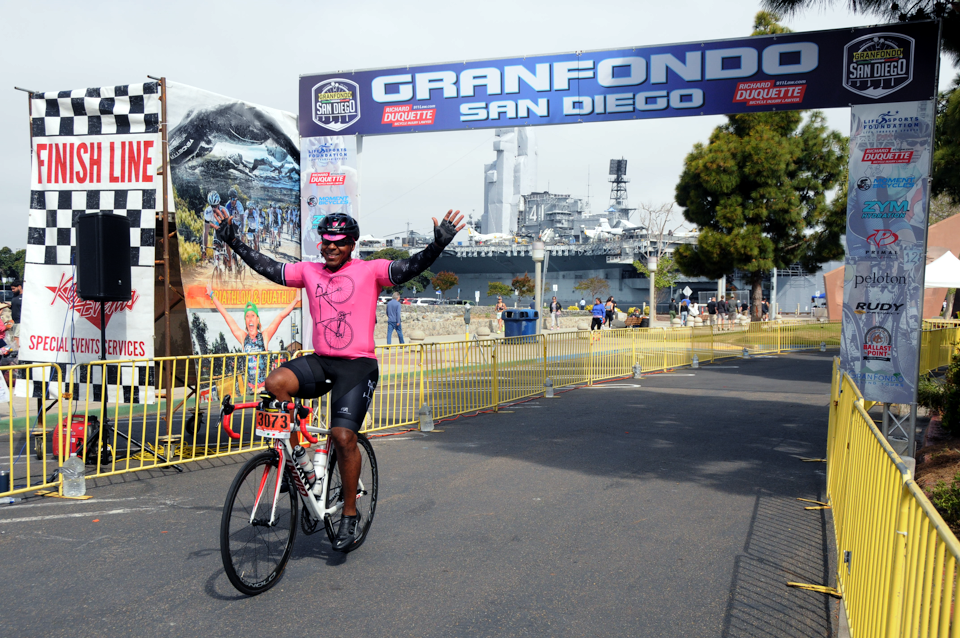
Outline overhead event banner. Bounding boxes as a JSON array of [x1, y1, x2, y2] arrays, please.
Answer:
[[166, 82, 303, 390], [299, 21, 938, 137], [18, 82, 161, 402], [840, 99, 934, 404]]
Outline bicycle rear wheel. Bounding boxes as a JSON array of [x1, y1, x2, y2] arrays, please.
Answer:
[[220, 450, 298, 595], [324, 433, 378, 552]]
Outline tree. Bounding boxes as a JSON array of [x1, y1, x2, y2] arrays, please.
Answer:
[[674, 13, 847, 319], [487, 281, 513, 299], [633, 253, 681, 305], [762, 0, 960, 62], [431, 271, 459, 298], [930, 192, 960, 225], [511, 273, 535, 305], [0, 247, 25, 281], [634, 201, 685, 267], [363, 247, 432, 295], [935, 75, 960, 204], [573, 276, 610, 302]]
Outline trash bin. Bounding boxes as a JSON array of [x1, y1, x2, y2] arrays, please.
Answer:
[[502, 309, 539, 343]]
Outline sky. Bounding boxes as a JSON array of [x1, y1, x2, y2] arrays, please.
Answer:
[[0, 0, 955, 249]]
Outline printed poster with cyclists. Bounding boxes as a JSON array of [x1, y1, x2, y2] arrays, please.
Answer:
[[166, 82, 303, 394]]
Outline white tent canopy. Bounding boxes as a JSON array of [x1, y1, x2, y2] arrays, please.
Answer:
[[925, 251, 960, 288]]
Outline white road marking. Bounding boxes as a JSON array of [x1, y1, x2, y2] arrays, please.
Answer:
[[0, 497, 139, 510], [585, 384, 641, 388], [0, 507, 161, 524]]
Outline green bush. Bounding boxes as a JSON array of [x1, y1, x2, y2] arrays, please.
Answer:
[[920, 353, 960, 435], [932, 471, 960, 524], [944, 354, 960, 434], [918, 374, 945, 415]]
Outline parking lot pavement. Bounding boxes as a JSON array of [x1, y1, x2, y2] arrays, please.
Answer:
[[0, 352, 838, 638]]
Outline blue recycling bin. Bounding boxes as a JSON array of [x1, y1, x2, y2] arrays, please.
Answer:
[[502, 309, 539, 343]]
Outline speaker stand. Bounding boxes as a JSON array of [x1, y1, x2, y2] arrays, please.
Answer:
[[97, 301, 182, 472]]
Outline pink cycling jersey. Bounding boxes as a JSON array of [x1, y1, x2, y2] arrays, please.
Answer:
[[283, 259, 393, 359]]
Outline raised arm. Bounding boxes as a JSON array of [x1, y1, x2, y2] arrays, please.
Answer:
[[213, 208, 285, 285], [262, 294, 299, 347], [389, 210, 465, 285], [207, 285, 247, 344]]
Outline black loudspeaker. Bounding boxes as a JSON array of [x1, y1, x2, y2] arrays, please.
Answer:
[[76, 212, 132, 302]]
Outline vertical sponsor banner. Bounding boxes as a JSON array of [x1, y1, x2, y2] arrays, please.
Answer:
[[840, 100, 934, 404], [300, 135, 359, 261], [18, 82, 161, 402], [166, 82, 302, 391], [299, 135, 359, 352]]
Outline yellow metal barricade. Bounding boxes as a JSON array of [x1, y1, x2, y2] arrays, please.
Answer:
[[368, 343, 423, 431], [2, 321, 848, 495], [0, 363, 63, 497], [827, 358, 960, 637]]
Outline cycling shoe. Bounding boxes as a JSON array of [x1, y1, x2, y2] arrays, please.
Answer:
[[332, 514, 362, 551]]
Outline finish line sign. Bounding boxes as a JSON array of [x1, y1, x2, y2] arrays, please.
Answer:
[[299, 21, 938, 137]]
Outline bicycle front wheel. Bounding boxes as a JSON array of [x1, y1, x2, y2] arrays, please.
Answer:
[[220, 450, 298, 596], [324, 433, 378, 552]]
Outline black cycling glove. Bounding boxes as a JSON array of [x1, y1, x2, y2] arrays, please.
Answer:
[[389, 217, 459, 285]]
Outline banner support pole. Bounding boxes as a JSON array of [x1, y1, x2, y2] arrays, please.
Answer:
[[151, 75, 174, 434], [14, 86, 43, 415]]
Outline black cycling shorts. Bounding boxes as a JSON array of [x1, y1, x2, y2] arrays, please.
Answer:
[[279, 354, 379, 433]]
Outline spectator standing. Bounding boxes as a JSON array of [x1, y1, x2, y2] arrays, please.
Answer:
[[495, 296, 507, 332], [386, 292, 404, 344], [579, 297, 586, 311], [10, 279, 23, 324], [669, 298, 678, 320], [707, 296, 718, 327], [591, 298, 604, 331], [761, 298, 770, 321], [549, 296, 562, 330], [727, 296, 737, 326], [679, 297, 690, 326], [717, 297, 727, 330], [0, 309, 18, 386]]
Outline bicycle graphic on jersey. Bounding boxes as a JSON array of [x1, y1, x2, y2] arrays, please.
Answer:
[[315, 275, 355, 349]]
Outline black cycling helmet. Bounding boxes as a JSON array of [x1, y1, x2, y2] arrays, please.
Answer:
[[316, 213, 360, 241]]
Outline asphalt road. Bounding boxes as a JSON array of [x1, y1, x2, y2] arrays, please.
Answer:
[[0, 352, 839, 637]]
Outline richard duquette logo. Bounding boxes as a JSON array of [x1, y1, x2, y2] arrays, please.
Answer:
[[844, 32, 914, 99], [312, 78, 361, 132]]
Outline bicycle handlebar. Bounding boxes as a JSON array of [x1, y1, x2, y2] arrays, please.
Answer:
[[220, 396, 316, 443]]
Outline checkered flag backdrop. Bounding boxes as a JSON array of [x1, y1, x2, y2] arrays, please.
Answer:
[[17, 82, 161, 404]]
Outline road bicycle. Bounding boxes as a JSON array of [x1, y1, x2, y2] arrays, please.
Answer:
[[218, 394, 378, 596]]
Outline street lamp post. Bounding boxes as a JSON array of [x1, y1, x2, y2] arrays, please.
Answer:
[[532, 241, 545, 334], [647, 257, 657, 327]]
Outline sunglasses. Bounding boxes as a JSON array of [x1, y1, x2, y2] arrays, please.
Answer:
[[319, 237, 352, 247]]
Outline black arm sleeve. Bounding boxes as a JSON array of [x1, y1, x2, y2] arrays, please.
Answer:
[[215, 219, 285, 286], [389, 217, 458, 285]]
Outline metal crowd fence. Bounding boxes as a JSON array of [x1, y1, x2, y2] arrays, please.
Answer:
[[827, 358, 960, 636], [920, 323, 960, 375], [1, 319, 947, 498]]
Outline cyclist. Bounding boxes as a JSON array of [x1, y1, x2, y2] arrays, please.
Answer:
[[212, 208, 464, 551], [202, 191, 225, 263], [244, 201, 261, 251]]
